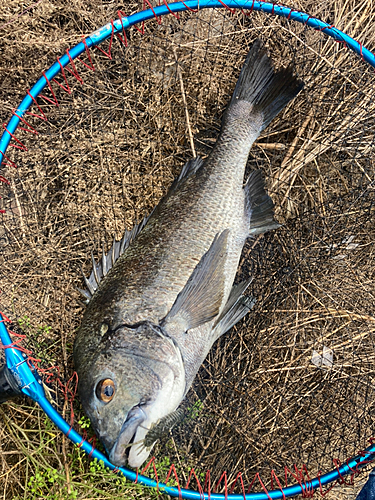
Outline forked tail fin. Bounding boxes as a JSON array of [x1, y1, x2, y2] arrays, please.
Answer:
[[230, 38, 304, 130]]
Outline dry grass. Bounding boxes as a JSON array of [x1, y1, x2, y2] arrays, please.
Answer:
[[0, 0, 375, 499]]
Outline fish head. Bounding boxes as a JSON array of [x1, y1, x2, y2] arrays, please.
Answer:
[[75, 321, 185, 468]]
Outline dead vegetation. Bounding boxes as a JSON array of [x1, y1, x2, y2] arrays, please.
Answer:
[[0, 0, 374, 499]]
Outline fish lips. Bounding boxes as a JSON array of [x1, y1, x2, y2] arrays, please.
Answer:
[[109, 405, 146, 466]]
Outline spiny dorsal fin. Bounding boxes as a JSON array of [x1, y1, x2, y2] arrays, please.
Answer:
[[161, 230, 229, 335], [213, 278, 256, 340], [78, 213, 151, 303], [245, 170, 281, 236], [78, 158, 204, 304], [167, 156, 204, 196]]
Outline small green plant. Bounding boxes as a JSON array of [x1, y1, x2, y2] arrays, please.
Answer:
[[78, 415, 92, 429], [187, 399, 204, 419], [28, 471, 46, 494], [17, 314, 31, 329], [17, 315, 52, 339], [37, 324, 52, 336], [27, 467, 71, 499], [89, 457, 106, 475]]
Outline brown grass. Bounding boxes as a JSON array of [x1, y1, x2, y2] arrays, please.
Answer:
[[0, 0, 375, 499]]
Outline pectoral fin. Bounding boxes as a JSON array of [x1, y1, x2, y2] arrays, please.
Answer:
[[161, 230, 229, 334], [213, 279, 256, 340]]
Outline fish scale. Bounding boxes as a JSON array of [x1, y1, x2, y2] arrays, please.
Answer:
[[74, 39, 304, 469]]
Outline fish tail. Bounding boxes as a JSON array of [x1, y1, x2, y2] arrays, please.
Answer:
[[229, 39, 304, 130]]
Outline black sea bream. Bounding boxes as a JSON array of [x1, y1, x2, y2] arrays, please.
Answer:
[[73, 39, 303, 468]]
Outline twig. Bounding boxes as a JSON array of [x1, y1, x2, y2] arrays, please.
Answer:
[[254, 142, 287, 150], [281, 110, 314, 170], [0, 0, 44, 32], [331, 328, 375, 351], [170, 436, 188, 484], [10, 180, 26, 239], [173, 46, 196, 158]]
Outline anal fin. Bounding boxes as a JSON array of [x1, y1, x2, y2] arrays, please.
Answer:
[[245, 170, 280, 236]]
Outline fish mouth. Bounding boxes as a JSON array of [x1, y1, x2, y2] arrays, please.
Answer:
[[109, 406, 146, 466]]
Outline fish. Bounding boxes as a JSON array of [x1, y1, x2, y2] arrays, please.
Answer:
[[73, 39, 304, 469], [142, 407, 186, 451]]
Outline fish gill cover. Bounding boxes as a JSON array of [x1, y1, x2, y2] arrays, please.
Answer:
[[0, 0, 374, 499]]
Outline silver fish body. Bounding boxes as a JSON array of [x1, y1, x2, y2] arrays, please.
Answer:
[[74, 39, 303, 468]]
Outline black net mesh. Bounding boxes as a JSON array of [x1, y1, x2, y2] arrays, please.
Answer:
[[0, 3, 374, 497]]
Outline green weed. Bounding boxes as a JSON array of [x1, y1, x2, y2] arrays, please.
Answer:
[[17, 315, 32, 330]]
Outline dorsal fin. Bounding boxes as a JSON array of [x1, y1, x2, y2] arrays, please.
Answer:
[[78, 157, 204, 304], [167, 156, 204, 196], [78, 213, 150, 303]]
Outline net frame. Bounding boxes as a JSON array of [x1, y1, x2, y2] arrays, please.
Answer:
[[0, 1, 375, 499]]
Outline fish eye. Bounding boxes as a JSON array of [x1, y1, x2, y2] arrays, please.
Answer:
[[96, 379, 116, 403]]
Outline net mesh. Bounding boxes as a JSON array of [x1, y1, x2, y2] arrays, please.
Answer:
[[0, 2, 374, 497]]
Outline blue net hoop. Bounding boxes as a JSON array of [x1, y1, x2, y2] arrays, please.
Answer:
[[1, 1, 375, 499]]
